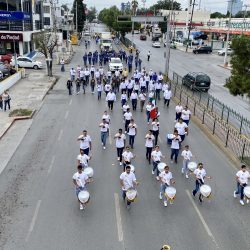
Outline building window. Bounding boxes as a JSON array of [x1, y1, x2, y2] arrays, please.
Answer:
[[44, 6, 50, 14], [44, 17, 50, 26]]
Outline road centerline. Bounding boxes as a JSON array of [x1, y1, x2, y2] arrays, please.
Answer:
[[58, 129, 63, 141], [114, 193, 124, 242], [47, 156, 55, 174], [64, 110, 69, 120]]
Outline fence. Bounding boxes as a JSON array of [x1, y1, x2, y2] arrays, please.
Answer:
[[120, 37, 136, 50], [171, 72, 250, 166]]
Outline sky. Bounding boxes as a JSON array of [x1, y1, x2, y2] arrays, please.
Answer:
[[63, 0, 250, 14]]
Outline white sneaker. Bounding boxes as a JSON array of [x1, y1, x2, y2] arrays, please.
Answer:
[[119, 162, 122, 166], [164, 201, 168, 207], [102, 142, 103, 146], [156, 176, 160, 181], [80, 204, 84, 210], [181, 168, 184, 174], [159, 193, 162, 200], [233, 191, 237, 198], [103, 146, 106, 149], [117, 157, 120, 161], [185, 174, 189, 179], [240, 200, 244, 205], [247, 199, 249, 204], [125, 131, 127, 134], [151, 170, 154, 175], [170, 160, 173, 164]]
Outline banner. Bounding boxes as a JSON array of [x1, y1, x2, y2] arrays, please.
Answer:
[[0, 33, 23, 41], [0, 11, 31, 21]]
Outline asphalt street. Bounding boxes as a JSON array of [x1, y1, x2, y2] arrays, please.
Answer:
[[126, 33, 250, 120], [0, 24, 250, 250]]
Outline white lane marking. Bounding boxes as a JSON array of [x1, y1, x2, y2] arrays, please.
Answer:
[[114, 193, 124, 242], [186, 190, 220, 249], [64, 110, 69, 120], [69, 99, 72, 106], [48, 156, 55, 174], [25, 200, 42, 242], [58, 129, 63, 141], [109, 127, 112, 145]]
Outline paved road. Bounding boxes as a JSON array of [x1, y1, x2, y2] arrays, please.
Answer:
[[126, 33, 250, 120], [0, 24, 250, 250]]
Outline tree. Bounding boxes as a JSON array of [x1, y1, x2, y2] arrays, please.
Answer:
[[234, 11, 250, 18], [149, 0, 181, 12], [61, 4, 69, 12], [34, 32, 58, 77], [131, 0, 138, 15], [210, 12, 225, 18], [72, 0, 86, 33], [225, 36, 250, 97], [86, 6, 97, 22]]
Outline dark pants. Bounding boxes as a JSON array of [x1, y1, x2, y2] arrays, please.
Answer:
[[117, 147, 124, 163], [152, 161, 160, 176], [152, 130, 159, 146], [193, 179, 204, 196], [108, 100, 114, 110], [147, 55, 150, 61], [183, 119, 190, 125], [122, 190, 131, 206], [176, 112, 181, 121], [180, 134, 185, 142], [164, 98, 170, 107], [140, 100, 145, 112], [61, 65, 65, 72], [127, 88, 133, 98], [156, 89, 161, 100], [121, 99, 126, 107], [131, 99, 137, 110], [129, 135, 135, 148], [170, 148, 179, 163], [4, 100, 10, 111], [68, 87, 72, 95], [125, 120, 130, 133], [82, 147, 90, 156], [146, 147, 152, 163], [146, 111, 150, 123], [235, 182, 247, 200], [98, 91, 101, 100]]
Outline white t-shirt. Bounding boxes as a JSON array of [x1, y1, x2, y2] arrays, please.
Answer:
[[171, 135, 181, 149], [164, 90, 172, 99], [155, 82, 162, 90], [122, 151, 134, 162], [120, 82, 127, 90], [97, 84, 103, 92], [123, 104, 130, 112], [145, 134, 155, 147], [121, 94, 128, 101], [115, 133, 126, 148], [102, 114, 110, 123], [128, 123, 137, 136], [130, 92, 138, 100], [79, 135, 92, 149], [175, 122, 188, 135], [127, 81, 134, 89], [194, 168, 206, 180], [181, 109, 191, 120], [124, 112, 132, 121], [159, 171, 173, 186], [106, 92, 116, 101], [104, 84, 111, 92], [134, 83, 140, 91], [139, 93, 146, 101], [151, 150, 162, 162], [72, 171, 89, 187], [181, 150, 193, 161], [84, 70, 90, 76], [152, 121, 160, 131], [236, 170, 250, 184], [100, 123, 109, 132], [175, 105, 183, 114], [95, 71, 100, 78], [120, 172, 136, 191], [146, 104, 152, 112], [77, 154, 90, 167]]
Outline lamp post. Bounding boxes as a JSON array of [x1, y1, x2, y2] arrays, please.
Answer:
[[186, 0, 196, 52]]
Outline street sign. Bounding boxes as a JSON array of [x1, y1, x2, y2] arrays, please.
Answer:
[[131, 16, 164, 22]]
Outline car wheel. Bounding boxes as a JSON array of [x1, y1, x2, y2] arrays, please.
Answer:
[[207, 51, 211, 54], [195, 51, 198, 54], [222, 53, 225, 56], [204, 89, 209, 92], [33, 65, 38, 70]]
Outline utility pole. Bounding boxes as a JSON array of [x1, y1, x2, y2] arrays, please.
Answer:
[[186, 0, 196, 52], [241, 4, 249, 35], [224, 0, 234, 67], [76, 1, 78, 33]]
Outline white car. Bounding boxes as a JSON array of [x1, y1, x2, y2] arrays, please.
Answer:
[[218, 48, 233, 56], [152, 41, 161, 48], [109, 57, 123, 72], [10, 56, 43, 69]]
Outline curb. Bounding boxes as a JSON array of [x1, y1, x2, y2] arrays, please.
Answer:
[[42, 77, 59, 100], [218, 64, 232, 71]]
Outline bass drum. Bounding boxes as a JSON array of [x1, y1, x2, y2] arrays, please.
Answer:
[[188, 162, 197, 172], [128, 164, 135, 173], [84, 167, 94, 178], [165, 186, 176, 202], [200, 185, 211, 198], [126, 189, 137, 202], [243, 186, 250, 199], [78, 190, 90, 204], [158, 162, 166, 172]]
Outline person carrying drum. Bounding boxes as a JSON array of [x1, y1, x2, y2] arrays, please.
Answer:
[[120, 165, 139, 209], [77, 149, 91, 167], [72, 165, 90, 210], [159, 165, 175, 207]]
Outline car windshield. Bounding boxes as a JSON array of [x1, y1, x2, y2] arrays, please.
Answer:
[[102, 39, 112, 43], [196, 75, 210, 83], [111, 59, 121, 63]]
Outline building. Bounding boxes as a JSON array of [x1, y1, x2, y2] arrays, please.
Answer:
[[227, 0, 243, 16]]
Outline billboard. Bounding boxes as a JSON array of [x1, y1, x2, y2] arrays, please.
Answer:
[[0, 11, 31, 21]]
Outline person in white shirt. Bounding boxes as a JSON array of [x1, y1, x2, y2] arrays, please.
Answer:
[[102, 110, 110, 124], [162, 82, 169, 92], [148, 69, 153, 80], [121, 91, 128, 107], [147, 51, 151, 61], [234, 164, 250, 205], [133, 81, 140, 94], [145, 73, 150, 92], [145, 130, 155, 164], [181, 106, 191, 125], [175, 118, 188, 142], [139, 77, 146, 92], [151, 145, 165, 180], [151, 118, 160, 146], [120, 165, 138, 208], [107, 70, 112, 81], [155, 82, 162, 100], [149, 80, 155, 92], [72, 165, 90, 210], [114, 129, 126, 165], [170, 130, 181, 163], [120, 81, 127, 93], [84, 67, 90, 84], [99, 119, 109, 149], [128, 119, 137, 148], [99, 66, 104, 80], [122, 102, 130, 115], [90, 66, 95, 78], [159, 165, 175, 207], [124, 108, 133, 133], [130, 90, 138, 111], [122, 146, 135, 171], [106, 90, 116, 111], [95, 69, 100, 81], [175, 102, 183, 121], [192, 163, 211, 203], [70, 68, 76, 81], [158, 73, 163, 83], [97, 82, 103, 100], [163, 88, 172, 107], [115, 69, 120, 78], [139, 91, 146, 112], [77, 130, 92, 155], [104, 83, 111, 95], [127, 80, 134, 98], [77, 149, 91, 167], [181, 145, 193, 178]]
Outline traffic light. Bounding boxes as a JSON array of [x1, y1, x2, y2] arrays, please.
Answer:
[[117, 16, 131, 22]]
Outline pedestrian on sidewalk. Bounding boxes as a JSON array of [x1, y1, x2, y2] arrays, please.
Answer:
[[97, 81, 103, 100], [67, 78, 73, 95], [124, 108, 133, 133], [60, 58, 65, 72], [175, 118, 188, 142], [175, 102, 183, 122], [90, 77, 95, 94], [147, 51, 151, 61], [75, 78, 81, 94], [114, 129, 126, 166], [2, 90, 11, 111], [99, 119, 109, 149]]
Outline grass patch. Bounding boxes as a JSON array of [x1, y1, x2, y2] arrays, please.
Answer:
[[241, 157, 250, 167], [9, 109, 33, 117]]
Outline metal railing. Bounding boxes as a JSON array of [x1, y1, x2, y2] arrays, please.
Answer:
[[171, 72, 250, 166]]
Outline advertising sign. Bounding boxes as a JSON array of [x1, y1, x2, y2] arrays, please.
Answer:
[[0, 11, 31, 21], [0, 33, 23, 41]]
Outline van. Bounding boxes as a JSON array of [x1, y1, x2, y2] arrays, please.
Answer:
[[182, 72, 211, 92]]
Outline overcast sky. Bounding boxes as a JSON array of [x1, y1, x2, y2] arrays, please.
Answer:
[[64, 0, 250, 14]]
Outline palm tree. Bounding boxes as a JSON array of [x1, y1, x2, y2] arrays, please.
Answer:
[[131, 0, 138, 15]]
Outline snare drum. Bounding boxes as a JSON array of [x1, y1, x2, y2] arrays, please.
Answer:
[[84, 167, 94, 178], [126, 189, 137, 202], [200, 185, 211, 198], [243, 186, 250, 199], [188, 162, 197, 172], [158, 162, 166, 172], [165, 186, 176, 203], [78, 190, 90, 204], [129, 164, 135, 173]]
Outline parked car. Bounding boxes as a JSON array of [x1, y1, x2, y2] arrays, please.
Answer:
[[140, 34, 147, 40], [182, 72, 211, 92], [152, 41, 161, 48], [0, 54, 13, 63], [109, 57, 123, 72], [10, 56, 43, 69], [164, 41, 177, 49], [217, 48, 233, 56], [133, 30, 140, 34], [193, 46, 212, 54], [0, 71, 3, 80], [0, 62, 10, 76]]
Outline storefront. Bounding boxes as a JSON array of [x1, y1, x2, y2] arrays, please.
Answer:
[[0, 32, 23, 55]]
